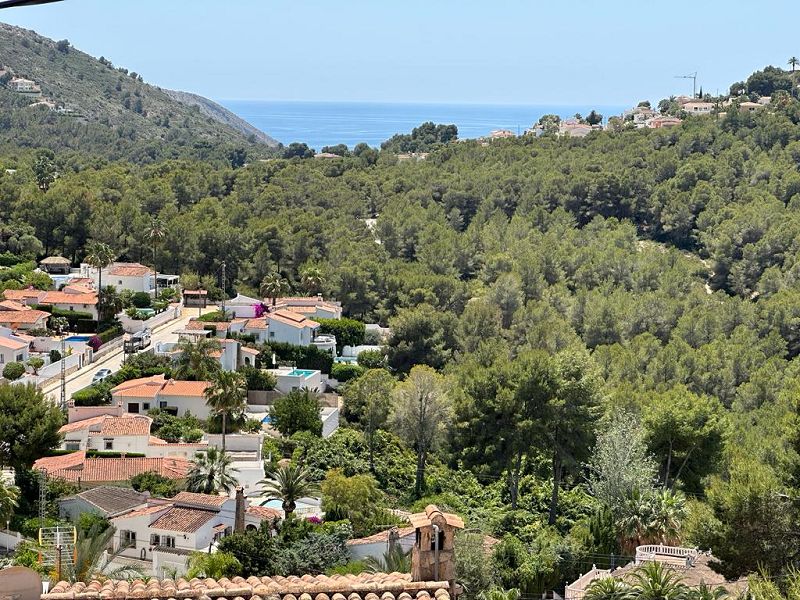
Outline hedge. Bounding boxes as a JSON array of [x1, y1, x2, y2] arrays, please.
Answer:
[[317, 317, 366, 351], [72, 384, 111, 406], [331, 362, 365, 382], [261, 341, 333, 374], [2, 361, 25, 380], [98, 325, 123, 343]]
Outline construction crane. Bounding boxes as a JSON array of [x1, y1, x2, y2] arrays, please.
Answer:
[[675, 72, 699, 98]]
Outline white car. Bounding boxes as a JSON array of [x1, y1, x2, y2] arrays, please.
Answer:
[[91, 368, 113, 384]]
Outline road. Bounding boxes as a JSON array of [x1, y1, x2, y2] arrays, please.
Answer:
[[41, 305, 212, 403]]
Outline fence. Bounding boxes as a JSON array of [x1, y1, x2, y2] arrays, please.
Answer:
[[13, 353, 84, 388], [119, 304, 181, 334]]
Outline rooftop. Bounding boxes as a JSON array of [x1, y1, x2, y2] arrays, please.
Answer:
[[107, 262, 152, 277], [42, 573, 451, 600], [34, 453, 190, 483], [173, 491, 230, 508], [149, 505, 217, 533], [65, 486, 149, 516]]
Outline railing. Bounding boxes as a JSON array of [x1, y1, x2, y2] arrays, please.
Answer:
[[565, 567, 611, 600], [635, 545, 699, 565]]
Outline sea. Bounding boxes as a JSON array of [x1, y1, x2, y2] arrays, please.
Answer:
[[220, 100, 628, 150]]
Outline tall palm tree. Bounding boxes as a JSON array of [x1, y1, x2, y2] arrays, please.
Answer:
[[186, 447, 239, 494], [630, 561, 687, 600], [259, 463, 320, 516], [204, 370, 247, 451], [0, 479, 19, 524], [584, 578, 634, 600], [84, 240, 116, 318], [174, 337, 222, 381], [100, 285, 123, 320], [648, 489, 686, 545], [789, 57, 799, 72], [259, 272, 290, 307], [148, 217, 166, 298], [300, 266, 324, 296]]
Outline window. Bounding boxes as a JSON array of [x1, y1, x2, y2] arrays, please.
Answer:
[[15, 353, 23, 362], [159, 401, 167, 408], [65, 442, 80, 451], [142, 403, 150, 411], [0, 355, 4, 364], [121, 530, 136, 547], [150, 534, 160, 546], [269, 331, 275, 338], [118, 280, 123, 285], [162, 535, 175, 548], [128, 403, 139, 414], [103, 439, 113, 451]]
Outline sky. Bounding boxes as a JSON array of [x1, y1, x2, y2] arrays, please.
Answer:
[[2, 0, 800, 106]]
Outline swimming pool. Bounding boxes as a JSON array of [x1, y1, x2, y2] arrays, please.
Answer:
[[287, 369, 315, 377], [261, 415, 273, 424], [64, 335, 92, 343]]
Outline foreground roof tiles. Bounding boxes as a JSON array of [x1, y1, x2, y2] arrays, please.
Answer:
[[43, 573, 451, 600]]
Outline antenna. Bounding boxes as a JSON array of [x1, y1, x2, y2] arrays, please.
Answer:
[[674, 72, 698, 98]]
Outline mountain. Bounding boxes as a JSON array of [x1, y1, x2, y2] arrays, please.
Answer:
[[0, 22, 278, 161]]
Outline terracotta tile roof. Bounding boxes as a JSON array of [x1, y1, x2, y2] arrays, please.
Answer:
[[68, 486, 149, 516], [241, 346, 260, 355], [159, 379, 210, 397], [62, 284, 94, 294], [173, 491, 229, 508], [35, 455, 190, 483], [347, 526, 416, 546], [149, 435, 168, 445], [244, 318, 269, 329], [43, 573, 451, 600], [270, 309, 320, 330], [246, 505, 282, 521], [0, 309, 49, 324], [2, 288, 44, 301], [0, 335, 27, 350], [59, 415, 110, 434], [113, 503, 174, 521], [110, 374, 167, 398], [107, 262, 152, 277], [149, 505, 216, 533], [34, 451, 86, 474], [40, 290, 98, 305], [186, 320, 230, 331], [0, 299, 28, 311], [99, 415, 152, 436]]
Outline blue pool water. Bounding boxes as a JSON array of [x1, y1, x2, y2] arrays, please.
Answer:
[[287, 369, 315, 377], [261, 415, 273, 424], [64, 335, 92, 342]]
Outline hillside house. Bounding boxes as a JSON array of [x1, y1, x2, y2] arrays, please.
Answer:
[[0, 299, 50, 331], [683, 101, 714, 115], [59, 486, 150, 521], [272, 295, 343, 320], [8, 77, 41, 97], [80, 262, 179, 295], [39, 286, 99, 320], [110, 375, 211, 418], [265, 309, 319, 345], [109, 490, 279, 576], [0, 328, 29, 367]]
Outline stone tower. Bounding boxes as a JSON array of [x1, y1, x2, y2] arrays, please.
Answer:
[[410, 504, 464, 584]]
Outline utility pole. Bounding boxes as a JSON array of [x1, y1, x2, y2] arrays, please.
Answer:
[[220, 261, 226, 317]]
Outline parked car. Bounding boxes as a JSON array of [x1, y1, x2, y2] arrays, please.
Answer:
[[91, 368, 113, 384]]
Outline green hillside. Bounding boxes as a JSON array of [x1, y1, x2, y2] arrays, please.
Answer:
[[0, 22, 277, 162]]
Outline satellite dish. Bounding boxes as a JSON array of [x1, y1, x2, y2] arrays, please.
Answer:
[[0, 566, 43, 600]]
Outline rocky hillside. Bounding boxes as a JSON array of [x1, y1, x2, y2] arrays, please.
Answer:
[[0, 22, 278, 161]]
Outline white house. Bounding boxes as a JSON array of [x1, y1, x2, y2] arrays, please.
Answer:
[[110, 375, 212, 418], [40, 285, 99, 320], [226, 293, 265, 318], [0, 298, 51, 331], [273, 296, 343, 320], [0, 328, 29, 367], [269, 367, 323, 394], [110, 490, 280, 576], [683, 101, 714, 115], [59, 486, 150, 521], [80, 262, 179, 296], [266, 310, 319, 345]]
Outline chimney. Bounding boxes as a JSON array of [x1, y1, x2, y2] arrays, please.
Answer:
[[410, 504, 463, 585], [234, 487, 245, 533]]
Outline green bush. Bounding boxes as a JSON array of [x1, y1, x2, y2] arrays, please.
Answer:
[[71, 384, 111, 406], [238, 365, 276, 390], [131, 291, 152, 308], [331, 362, 365, 383], [98, 325, 123, 343], [198, 309, 229, 322], [183, 428, 204, 443], [2, 361, 26, 380], [49, 349, 61, 363], [261, 341, 333, 374], [318, 317, 366, 351], [356, 349, 385, 369], [270, 388, 323, 437]]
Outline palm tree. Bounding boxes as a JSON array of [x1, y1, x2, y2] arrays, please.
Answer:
[[584, 578, 634, 600], [300, 266, 324, 295], [259, 272, 290, 307], [0, 479, 19, 524], [630, 561, 687, 600], [100, 285, 123, 320], [259, 463, 320, 516], [648, 489, 686, 545], [71, 521, 144, 583], [789, 57, 799, 72], [477, 589, 521, 600], [365, 544, 412, 574], [186, 447, 239, 494], [148, 217, 166, 298], [84, 240, 116, 317], [204, 370, 247, 452], [686, 584, 728, 600], [174, 337, 222, 381]]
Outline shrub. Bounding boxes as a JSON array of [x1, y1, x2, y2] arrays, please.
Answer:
[[2, 362, 25, 380], [331, 362, 365, 383], [242, 418, 263, 433], [49, 349, 61, 363], [71, 384, 111, 406], [317, 318, 366, 351], [239, 365, 276, 390], [131, 471, 181, 497], [98, 325, 123, 344], [356, 349, 385, 369], [198, 309, 229, 322], [270, 388, 323, 437], [262, 341, 333, 374], [183, 428, 204, 443], [87, 335, 102, 351], [26, 357, 44, 375], [131, 292, 152, 308], [157, 421, 185, 443]]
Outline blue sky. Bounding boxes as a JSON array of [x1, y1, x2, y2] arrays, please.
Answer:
[[2, 0, 799, 105]]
